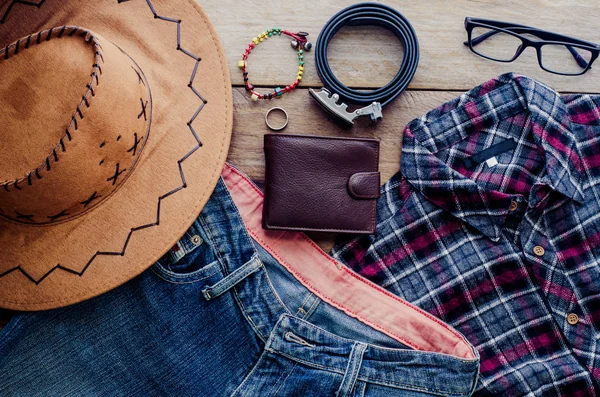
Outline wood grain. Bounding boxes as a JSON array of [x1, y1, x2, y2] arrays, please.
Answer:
[[202, 0, 600, 93], [228, 87, 461, 183], [2, 0, 596, 327], [228, 87, 462, 252], [0, 88, 463, 327]]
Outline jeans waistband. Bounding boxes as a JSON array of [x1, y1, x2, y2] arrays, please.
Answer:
[[168, 164, 480, 395]]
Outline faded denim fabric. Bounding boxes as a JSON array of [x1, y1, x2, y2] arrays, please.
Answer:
[[0, 174, 479, 396]]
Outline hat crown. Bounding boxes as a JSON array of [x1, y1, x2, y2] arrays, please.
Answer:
[[0, 26, 151, 225]]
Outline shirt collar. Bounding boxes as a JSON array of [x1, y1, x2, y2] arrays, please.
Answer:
[[401, 73, 586, 241]]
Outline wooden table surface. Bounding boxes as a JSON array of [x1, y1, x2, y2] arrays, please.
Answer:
[[206, 0, 600, 248], [1, 0, 600, 326]]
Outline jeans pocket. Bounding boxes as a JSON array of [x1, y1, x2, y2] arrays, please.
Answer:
[[151, 220, 222, 283], [232, 349, 346, 397]]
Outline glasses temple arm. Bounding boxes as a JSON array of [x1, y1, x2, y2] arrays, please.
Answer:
[[566, 45, 590, 68], [463, 29, 497, 46]]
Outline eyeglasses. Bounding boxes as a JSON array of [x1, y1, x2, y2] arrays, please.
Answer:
[[464, 18, 600, 76]]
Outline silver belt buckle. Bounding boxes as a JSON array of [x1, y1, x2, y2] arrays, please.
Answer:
[[309, 88, 382, 125]]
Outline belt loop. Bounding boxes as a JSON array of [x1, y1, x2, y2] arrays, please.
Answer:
[[336, 343, 367, 397], [202, 256, 262, 301]]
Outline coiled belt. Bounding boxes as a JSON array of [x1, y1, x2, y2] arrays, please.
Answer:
[[310, 3, 420, 125]]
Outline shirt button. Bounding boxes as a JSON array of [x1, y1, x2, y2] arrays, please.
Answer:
[[533, 246, 545, 256], [191, 235, 202, 246], [567, 313, 579, 325], [509, 200, 518, 212]]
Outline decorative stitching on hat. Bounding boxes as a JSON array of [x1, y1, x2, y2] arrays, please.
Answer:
[[47, 209, 69, 222], [0, 0, 46, 25], [106, 163, 127, 186], [127, 133, 143, 156], [0, 0, 215, 286], [1, 37, 150, 225], [80, 191, 102, 208], [137, 98, 148, 121], [132, 65, 145, 86], [14, 211, 34, 222], [0, 26, 103, 194]]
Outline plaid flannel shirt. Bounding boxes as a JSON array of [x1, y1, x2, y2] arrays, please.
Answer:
[[332, 73, 600, 397]]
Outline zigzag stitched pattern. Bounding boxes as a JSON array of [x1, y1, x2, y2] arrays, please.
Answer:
[[0, 0, 208, 285], [0, 0, 46, 24]]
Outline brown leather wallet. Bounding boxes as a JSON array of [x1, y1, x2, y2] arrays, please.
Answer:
[[263, 134, 380, 234]]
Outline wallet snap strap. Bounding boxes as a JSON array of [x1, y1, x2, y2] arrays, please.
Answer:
[[347, 172, 380, 200]]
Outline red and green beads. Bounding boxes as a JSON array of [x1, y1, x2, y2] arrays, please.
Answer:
[[239, 28, 308, 101]]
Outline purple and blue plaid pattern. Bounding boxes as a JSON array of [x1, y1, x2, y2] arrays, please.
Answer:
[[332, 73, 600, 397]]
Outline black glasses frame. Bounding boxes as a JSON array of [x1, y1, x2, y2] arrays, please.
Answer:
[[464, 17, 600, 76]]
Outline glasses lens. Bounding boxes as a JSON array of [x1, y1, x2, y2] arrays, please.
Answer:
[[470, 26, 522, 61], [540, 44, 593, 75]]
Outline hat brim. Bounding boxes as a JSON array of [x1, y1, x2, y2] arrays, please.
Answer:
[[0, 0, 232, 310]]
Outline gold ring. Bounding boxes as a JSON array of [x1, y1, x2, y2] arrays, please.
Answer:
[[265, 107, 289, 131]]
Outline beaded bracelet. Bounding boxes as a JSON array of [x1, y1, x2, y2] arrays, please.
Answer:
[[238, 28, 311, 101]]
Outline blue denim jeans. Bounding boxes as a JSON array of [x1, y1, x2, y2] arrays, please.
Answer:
[[0, 165, 480, 396]]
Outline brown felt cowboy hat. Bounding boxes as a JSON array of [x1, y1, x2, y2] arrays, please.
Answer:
[[0, 0, 232, 310]]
